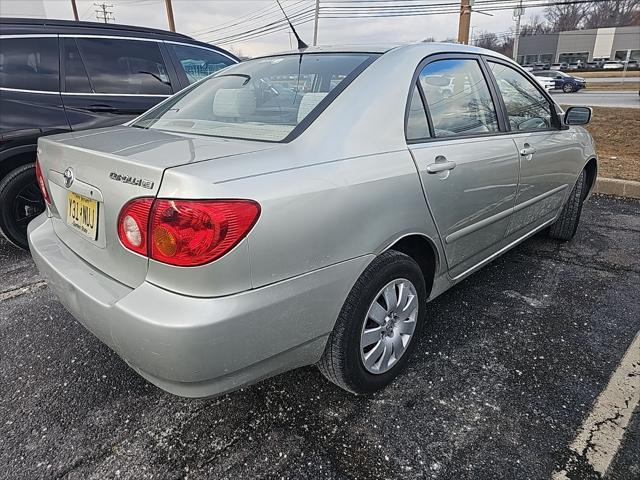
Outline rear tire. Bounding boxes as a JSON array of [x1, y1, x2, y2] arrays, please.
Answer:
[[318, 250, 427, 395], [548, 170, 586, 241], [0, 163, 45, 250]]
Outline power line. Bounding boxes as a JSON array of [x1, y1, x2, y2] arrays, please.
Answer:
[[94, 2, 115, 23]]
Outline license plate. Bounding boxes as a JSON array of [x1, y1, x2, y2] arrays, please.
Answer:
[[66, 191, 99, 240]]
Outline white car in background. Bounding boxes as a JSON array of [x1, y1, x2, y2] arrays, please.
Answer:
[[534, 76, 555, 91], [603, 61, 624, 70]]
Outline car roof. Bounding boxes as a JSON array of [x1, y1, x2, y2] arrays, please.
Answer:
[[0, 17, 238, 60], [264, 42, 510, 61], [0, 17, 192, 38]]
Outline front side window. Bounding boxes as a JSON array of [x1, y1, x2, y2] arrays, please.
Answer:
[[0, 37, 59, 91], [133, 53, 376, 142], [170, 44, 235, 84], [76, 38, 172, 95], [418, 58, 499, 138], [489, 61, 554, 132]]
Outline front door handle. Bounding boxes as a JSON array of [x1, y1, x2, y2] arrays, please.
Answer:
[[426, 157, 457, 174], [520, 145, 537, 157]]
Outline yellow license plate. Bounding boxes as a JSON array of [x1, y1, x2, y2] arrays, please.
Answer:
[[66, 191, 99, 240]]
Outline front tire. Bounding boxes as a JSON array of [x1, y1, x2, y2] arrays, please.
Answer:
[[0, 164, 45, 249], [563, 82, 575, 93], [548, 170, 586, 241], [318, 250, 427, 394]]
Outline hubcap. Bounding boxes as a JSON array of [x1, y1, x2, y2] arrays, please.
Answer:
[[360, 278, 419, 374], [13, 180, 45, 234]]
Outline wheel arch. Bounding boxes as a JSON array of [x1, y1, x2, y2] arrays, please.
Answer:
[[582, 156, 598, 200], [382, 233, 440, 297], [0, 145, 37, 180]]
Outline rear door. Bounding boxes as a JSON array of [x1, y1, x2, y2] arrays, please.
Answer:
[[60, 36, 176, 131], [0, 35, 70, 138], [485, 59, 581, 237], [407, 55, 520, 279]]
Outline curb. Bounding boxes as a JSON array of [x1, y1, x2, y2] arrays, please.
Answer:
[[594, 177, 640, 199]]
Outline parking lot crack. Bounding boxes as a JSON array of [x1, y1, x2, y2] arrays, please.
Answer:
[[0, 280, 47, 301]]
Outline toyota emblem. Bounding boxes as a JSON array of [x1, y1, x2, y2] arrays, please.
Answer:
[[63, 168, 74, 188]]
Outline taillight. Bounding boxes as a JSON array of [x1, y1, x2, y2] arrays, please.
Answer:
[[117, 198, 260, 267], [149, 199, 260, 266], [117, 198, 154, 256], [34, 159, 51, 204]]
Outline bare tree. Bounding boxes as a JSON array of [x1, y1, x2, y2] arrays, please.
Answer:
[[520, 15, 552, 36], [475, 31, 500, 51], [545, 0, 586, 31], [474, 30, 513, 57], [583, 0, 640, 28]]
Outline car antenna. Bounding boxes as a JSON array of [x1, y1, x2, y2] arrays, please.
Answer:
[[276, 0, 308, 50]]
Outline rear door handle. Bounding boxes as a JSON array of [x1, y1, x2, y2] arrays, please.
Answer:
[[87, 104, 117, 113], [426, 157, 457, 174], [520, 146, 537, 157]]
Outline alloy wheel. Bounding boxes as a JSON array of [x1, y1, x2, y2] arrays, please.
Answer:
[[360, 278, 419, 374]]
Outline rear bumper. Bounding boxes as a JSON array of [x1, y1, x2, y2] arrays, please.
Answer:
[[28, 214, 371, 397]]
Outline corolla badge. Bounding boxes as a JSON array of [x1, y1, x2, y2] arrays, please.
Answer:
[[109, 171, 154, 189], [63, 168, 74, 188]]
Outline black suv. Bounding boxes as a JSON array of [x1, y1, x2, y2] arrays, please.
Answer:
[[0, 18, 238, 248]]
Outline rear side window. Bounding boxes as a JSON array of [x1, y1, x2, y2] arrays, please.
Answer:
[[75, 38, 172, 95], [170, 44, 234, 84], [406, 84, 431, 141], [0, 37, 59, 92], [63, 38, 92, 93], [488, 62, 554, 131], [419, 58, 499, 138]]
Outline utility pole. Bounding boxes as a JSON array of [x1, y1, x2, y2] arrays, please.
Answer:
[[94, 3, 115, 23], [512, 0, 524, 62], [164, 0, 176, 32], [71, 0, 79, 20], [313, 0, 320, 46], [457, 0, 472, 45]]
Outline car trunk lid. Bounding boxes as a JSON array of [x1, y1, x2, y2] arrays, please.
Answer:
[[37, 126, 272, 288]]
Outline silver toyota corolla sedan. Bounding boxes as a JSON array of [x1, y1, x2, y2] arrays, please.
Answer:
[[29, 43, 597, 398]]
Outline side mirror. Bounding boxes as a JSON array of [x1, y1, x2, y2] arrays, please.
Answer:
[[564, 106, 592, 125]]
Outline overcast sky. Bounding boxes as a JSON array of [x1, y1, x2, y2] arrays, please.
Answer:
[[1, 0, 548, 57]]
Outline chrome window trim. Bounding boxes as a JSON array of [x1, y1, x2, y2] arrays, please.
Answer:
[[0, 34, 58, 38], [0, 87, 60, 95], [59, 34, 158, 42], [0, 87, 171, 97], [61, 92, 171, 97]]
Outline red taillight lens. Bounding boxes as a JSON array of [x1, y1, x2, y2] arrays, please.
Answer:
[[117, 198, 154, 256], [149, 199, 260, 266], [34, 159, 51, 204], [117, 198, 261, 266]]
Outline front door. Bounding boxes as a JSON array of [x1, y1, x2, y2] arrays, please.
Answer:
[[486, 60, 581, 237], [406, 56, 520, 279]]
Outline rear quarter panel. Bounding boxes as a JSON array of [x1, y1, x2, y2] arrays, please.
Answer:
[[160, 147, 437, 289]]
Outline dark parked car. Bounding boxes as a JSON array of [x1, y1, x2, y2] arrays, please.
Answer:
[[0, 18, 238, 248], [535, 70, 587, 93]]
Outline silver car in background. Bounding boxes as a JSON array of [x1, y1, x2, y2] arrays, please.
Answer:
[[29, 43, 597, 398]]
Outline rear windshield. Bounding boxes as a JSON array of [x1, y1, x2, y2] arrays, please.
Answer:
[[132, 53, 377, 142]]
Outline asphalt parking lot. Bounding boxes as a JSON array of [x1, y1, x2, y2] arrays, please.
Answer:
[[1, 195, 638, 480]]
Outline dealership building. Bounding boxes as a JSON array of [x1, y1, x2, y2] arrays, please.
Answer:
[[515, 25, 640, 65]]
